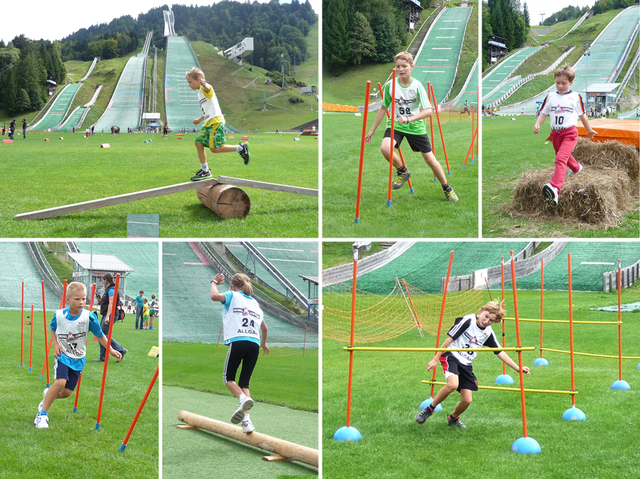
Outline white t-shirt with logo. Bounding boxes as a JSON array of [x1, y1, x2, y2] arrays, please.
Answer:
[[541, 90, 586, 130], [221, 291, 263, 345]]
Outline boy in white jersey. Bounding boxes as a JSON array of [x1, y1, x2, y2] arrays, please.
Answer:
[[34, 282, 122, 429], [211, 273, 269, 434], [414, 301, 529, 429], [186, 67, 250, 181], [533, 64, 597, 206], [365, 51, 458, 202]]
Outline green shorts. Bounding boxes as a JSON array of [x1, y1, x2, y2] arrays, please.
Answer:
[[195, 122, 226, 149]]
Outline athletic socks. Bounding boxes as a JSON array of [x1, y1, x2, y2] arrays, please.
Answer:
[[235, 145, 243, 153], [40, 410, 48, 416], [397, 166, 407, 174], [201, 162, 210, 173], [238, 393, 247, 403], [427, 404, 435, 413]]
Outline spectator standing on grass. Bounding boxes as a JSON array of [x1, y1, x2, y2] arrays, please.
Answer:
[[210, 273, 269, 434], [34, 282, 122, 429], [22, 119, 27, 139], [95, 274, 127, 362], [149, 294, 158, 331], [9, 119, 16, 140], [135, 290, 145, 330]]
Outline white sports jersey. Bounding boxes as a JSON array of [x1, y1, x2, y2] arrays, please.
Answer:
[[222, 291, 264, 345], [54, 308, 92, 360], [382, 78, 431, 135], [446, 314, 500, 366], [198, 85, 224, 126], [541, 90, 585, 131]]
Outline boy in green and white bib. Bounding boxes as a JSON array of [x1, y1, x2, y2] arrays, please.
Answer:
[[365, 52, 458, 202]]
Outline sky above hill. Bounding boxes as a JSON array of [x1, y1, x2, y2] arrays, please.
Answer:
[[0, 0, 319, 45]]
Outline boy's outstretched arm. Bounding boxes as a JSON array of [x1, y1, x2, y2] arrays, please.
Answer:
[[365, 106, 389, 143], [579, 114, 597, 138], [427, 336, 454, 371], [398, 107, 432, 124], [497, 351, 530, 374], [533, 113, 548, 134]]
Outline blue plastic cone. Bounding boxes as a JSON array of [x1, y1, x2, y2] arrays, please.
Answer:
[[562, 406, 586, 421], [419, 397, 442, 411], [533, 358, 549, 366], [611, 380, 630, 390], [334, 426, 362, 441], [495, 374, 514, 384], [511, 436, 541, 454]]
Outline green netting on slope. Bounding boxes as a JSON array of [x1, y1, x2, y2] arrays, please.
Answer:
[[127, 214, 159, 238], [351, 242, 530, 295], [500, 6, 639, 114], [223, 242, 319, 297], [165, 36, 202, 131], [0, 243, 59, 311], [93, 56, 145, 132], [75, 242, 159, 298], [162, 242, 313, 348], [413, 7, 473, 103], [482, 47, 541, 99], [453, 61, 479, 108], [54, 106, 87, 132], [512, 242, 640, 292], [31, 83, 82, 131]]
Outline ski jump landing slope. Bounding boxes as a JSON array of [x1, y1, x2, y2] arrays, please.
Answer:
[[164, 36, 202, 131]]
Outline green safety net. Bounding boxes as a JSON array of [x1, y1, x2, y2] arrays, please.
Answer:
[[127, 214, 159, 238]]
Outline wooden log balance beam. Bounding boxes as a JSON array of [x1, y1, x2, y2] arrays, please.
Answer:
[[177, 410, 318, 468], [15, 176, 318, 221]]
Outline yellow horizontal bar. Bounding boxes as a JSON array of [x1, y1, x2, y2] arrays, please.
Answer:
[[344, 347, 535, 352], [540, 348, 640, 360], [504, 317, 621, 325], [421, 380, 578, 395]]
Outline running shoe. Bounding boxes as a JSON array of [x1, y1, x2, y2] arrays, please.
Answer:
[[240, 143, 250, 165], [231, 397, 254, 424], [392, 170, 411, 190], [191, 169, 213, 181], [444, 188, 459, 202], [242, 417, 255, 434], [567, 163, 583, 176], [542, 183, 559, 206], [34, 414, 49, 429], [447, 414, 466, 429], [415, 406, 434, 424]]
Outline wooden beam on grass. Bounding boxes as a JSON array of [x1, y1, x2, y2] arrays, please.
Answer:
[[177, 410, 318, 468], [217, 176, 318, 197], [15, 179, 219, 221]]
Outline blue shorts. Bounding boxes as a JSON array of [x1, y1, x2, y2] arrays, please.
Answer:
[[54, 359, 82, 391]]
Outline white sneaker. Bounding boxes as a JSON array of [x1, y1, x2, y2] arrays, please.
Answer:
[[38, 388, 49, 413], [542, 183, 559, 206], [34, 414, 49, 429], [567, 163, 583, 176], [231, 397, 254, 424], [242, 417, 255, 434]]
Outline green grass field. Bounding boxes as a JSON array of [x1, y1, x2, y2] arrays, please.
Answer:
[[2, 310, 159, 478], [323, 288, 640, 478], [322, 113, 479, 238], [162, 341, 318, 477], [482, 116, 639, 238], [0, 132, 317, 237]]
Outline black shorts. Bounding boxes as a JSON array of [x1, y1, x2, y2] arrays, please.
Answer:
[[223, 341, 260, 389], [53, 359, 81, 391], [383, 128, 432, 153], [439, 354, 478, 392]]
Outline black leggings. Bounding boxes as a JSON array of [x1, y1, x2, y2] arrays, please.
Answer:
[[223, 341, 260, 389]]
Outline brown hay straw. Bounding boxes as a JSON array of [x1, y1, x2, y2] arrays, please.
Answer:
[[508, 138, 639, 228]]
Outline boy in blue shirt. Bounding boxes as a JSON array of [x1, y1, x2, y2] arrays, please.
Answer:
[[34, 282, 122, 429]]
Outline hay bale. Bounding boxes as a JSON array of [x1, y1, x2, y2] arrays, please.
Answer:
[[573, 138, 639, 194], [511, 166, 635, 227]]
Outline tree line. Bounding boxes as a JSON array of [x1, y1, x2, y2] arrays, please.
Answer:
[[542, 5, 590, 26], [60, 0, 316, 73], [324, 0, 427, 75], [592, 0, 639, 15], [0, 36, 66, 115], [482, 0, 530, 68]]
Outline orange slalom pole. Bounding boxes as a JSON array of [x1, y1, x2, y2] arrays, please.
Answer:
[[471, 106, 475, 161], [484, 277, 492, 301], [74, 283, 96, 412], [427, 82, 435, 155], [120, 366, 159, 451], [96, 274, 120, 430], [29, 304, 34, 371], [214, 326, 223, 357], [387, 69, 396, 206], [41, 281, 50, 386], [355, 81, 371, 223], [401, 278, 423, 336], [346, 246, 360, 428], [378, 82, 414, 193], [568, 254, 576, 408], [462, 122, 478, 168], [21, 282, 24, 366], [430, 251, 454, 399], [510, 251, 529, 438], [429, 83, 450, 174]]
